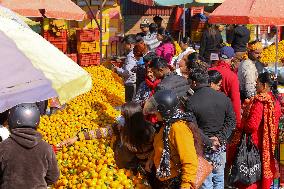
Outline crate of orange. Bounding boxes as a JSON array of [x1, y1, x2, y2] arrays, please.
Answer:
[[77, 41, 99, 54], [50, 41, 68, 53], [43, 30, 68, 42], [78, 53, 100, 66], [76, 29, 100, 42]]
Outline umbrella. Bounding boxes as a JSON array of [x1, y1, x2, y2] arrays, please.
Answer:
[[0, 0, 86, 21], [209, 0, 284, 25], [0, 16, 92, 113], [131, 0, 223, 6], [209, 0, 284, 76], [0, 5, 30, 28], [0, 5, 40, 27]]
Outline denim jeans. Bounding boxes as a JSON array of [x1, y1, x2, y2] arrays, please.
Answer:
[[201, 152, 226, 189]]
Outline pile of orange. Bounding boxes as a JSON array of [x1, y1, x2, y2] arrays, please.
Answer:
[[38, 66, 150, 189]]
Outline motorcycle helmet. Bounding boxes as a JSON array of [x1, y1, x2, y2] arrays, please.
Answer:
[[8, 103, 40, 129], [143, 90, 179, 117]]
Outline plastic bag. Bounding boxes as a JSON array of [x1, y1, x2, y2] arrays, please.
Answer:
[[229, 133, 262, 185]]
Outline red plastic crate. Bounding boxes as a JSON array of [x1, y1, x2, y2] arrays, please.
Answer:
[[190, 6, 204, 17], [43, 30, 68, 42], [51, 41, 68, 53], [78, 53, 100, 66], [76, 29, 100, 42], [67, 54, 78, 63]]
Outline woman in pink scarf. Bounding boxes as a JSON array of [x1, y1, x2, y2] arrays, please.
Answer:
[[156, 28, 175, 65]]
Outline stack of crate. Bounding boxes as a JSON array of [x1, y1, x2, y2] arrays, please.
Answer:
[[43, 30, 68, 53], [76, 29, 100, 66], [43, 19, 78, 63], [190, 19, 206, 42]]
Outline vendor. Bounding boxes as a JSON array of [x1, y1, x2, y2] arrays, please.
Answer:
[[261, 26, 277, 48]]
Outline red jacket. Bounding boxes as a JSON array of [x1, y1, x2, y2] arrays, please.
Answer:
[[209, 61, 241, 128]]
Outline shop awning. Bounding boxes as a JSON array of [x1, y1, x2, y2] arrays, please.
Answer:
[[209, 0, 284, 25], [0, 0, 86, 21]]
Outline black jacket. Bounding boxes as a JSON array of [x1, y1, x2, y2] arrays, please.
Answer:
[[199, 29, 223, 62], [155, 72, 192, 101], [229, 25, 250, 53], [0, 128, 59, 189], [186, 86, 236, 146]]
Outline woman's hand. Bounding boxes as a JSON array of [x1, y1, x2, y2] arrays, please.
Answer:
[[57, 136, 78, 150], [145, 159, 154, 172]]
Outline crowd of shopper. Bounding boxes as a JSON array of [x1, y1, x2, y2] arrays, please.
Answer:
[[109, 20, 282, 189], [0, 18, 282, 189]]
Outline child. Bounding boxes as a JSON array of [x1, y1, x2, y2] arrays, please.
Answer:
[[0, 103, 60, 188]]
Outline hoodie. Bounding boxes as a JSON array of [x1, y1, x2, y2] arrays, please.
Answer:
[[229, 25, 250, 53], [0, 128, 59, 189]]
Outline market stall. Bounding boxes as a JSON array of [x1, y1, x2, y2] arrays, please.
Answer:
[[0, 0, 86, 20]]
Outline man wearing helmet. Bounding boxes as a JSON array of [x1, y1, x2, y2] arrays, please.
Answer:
[[143, 90, 203, 188], [0, 103, 60, 189]]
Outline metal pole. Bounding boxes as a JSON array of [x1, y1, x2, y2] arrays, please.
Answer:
[[83, 0, 101, 31], [275, 26, 279, 77], [99, 0, 103, 63], [183, 4, 186, 38]]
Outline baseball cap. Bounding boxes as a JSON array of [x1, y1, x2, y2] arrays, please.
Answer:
[[220, 46, 235, 59]]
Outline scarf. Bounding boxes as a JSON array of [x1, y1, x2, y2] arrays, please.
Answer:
[[156, 109, 195, 178], [255, 93, 278, 180], [145, 78, 161, 95]]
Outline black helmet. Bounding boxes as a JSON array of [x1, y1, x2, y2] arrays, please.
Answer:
[[8, 103, 40, 129], [143, 90, 179, 117]]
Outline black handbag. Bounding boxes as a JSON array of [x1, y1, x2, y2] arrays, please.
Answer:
[[229, 133, 262, 185]]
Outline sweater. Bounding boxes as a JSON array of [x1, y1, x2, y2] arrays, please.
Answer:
[[116, 50, 137, 85], [156, 42, 175, 65], [0, 128, 59, 189], [153, 120, 198, 188], [238, 59, 258, 99], [209, 61, 241, 128], [143, 32, 161, 52], [186, 86, 236, 145]]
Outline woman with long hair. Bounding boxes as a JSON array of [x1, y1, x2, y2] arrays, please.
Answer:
[[143, 90, 203, 188], [58, 102, 156, 170], [156, 28, 175, 65], [199, 24, 223, 64], [229, 72, 281, 189]]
